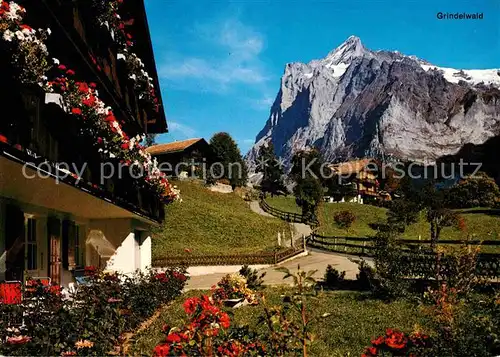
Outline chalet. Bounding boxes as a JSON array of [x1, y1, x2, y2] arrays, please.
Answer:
[[327, 159, 380, 203], [147, 138, 214, 178], [0, 1, 173, 285]]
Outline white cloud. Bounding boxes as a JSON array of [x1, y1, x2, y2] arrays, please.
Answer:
[[159, 17, 269, 91], [168, 121, 197, 138], [250, 96, 275, 110]]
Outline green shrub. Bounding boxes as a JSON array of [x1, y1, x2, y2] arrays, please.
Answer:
[[323, 264, 345, 288], [334, 210, 357, 233], [448, 173, 500, 208], [239, 265, 266, 290], [356, 260, 375, 291]]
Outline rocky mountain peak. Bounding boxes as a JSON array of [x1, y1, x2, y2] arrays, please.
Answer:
[[246, 36, 500, 170], [324, 35, 367, 65]]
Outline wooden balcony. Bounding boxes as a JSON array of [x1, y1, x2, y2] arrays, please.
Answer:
[[0, 79, 165, 223]]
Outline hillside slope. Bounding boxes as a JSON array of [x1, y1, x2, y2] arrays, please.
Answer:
[[152, 181, 289, 258]]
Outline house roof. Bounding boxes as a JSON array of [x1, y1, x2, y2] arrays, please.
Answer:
[[328, 159, 378, 175], [146, 138, 204, 155]]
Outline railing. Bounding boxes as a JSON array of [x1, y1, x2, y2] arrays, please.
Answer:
[[259, 200, 500, 279], [259, 199, 319, 228], [308, 233, 500, 254], [153, 237, 307, 267]]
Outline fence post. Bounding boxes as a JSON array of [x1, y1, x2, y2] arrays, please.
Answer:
[[303, 234, 307, 252], [274, 251, 278, 265], [334, 238, 337, 251]]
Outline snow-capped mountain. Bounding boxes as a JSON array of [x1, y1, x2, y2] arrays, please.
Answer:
[[247, 36, 500, 168]]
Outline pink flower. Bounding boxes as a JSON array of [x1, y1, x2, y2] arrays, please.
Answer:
[[58, 64, 67, 71], [7, 335, 31, 344], [107, 297, 122, 303], [66, 69, 75, 76]]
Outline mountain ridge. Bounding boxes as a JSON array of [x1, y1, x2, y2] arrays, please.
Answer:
[[247, 36, 500, 169]]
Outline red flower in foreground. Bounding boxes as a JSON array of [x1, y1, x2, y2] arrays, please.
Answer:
[[71, 108, 82, 115], [219, 312, 231, 329], [58, 64, 67, 71], [362, 346, 378, 357], [183, 297, 200, 314], [166, 333, 181, 343], [153, 343, 170, 357], [371, 335, 385, 346], [0, 134, 8, 143], [385, 329, 408, 350]]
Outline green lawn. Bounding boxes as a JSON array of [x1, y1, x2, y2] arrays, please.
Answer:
[[152, 181, 289, 258], [266, 196, 500, 242], [130, 288, 428, 356]]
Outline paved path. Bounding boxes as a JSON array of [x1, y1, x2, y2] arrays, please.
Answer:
[[185, 249, 371, 290], [248, 201, 312, 246], [184, 201, 369, 291]]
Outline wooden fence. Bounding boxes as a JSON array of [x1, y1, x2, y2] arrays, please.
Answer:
[[259, 199, 319, 227], [153, 237, 306, 267], [308, 234, 500, 278], [260, 199, 500, 278], [308, 233, 500, 255]]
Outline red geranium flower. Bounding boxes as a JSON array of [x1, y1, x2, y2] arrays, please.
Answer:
[[362, 346, 378, 357], [120, 142, 129, 150], [66, 69, 75, 76], [71, 108, 82, 115], [166, 333, 181, 343], [58, 64, 67, 71], [153, 343, 170, 357], [371, 335, 385, 346], [183, 297, 200, 315], [0, 134, 8, 143], [219, 312, 230, 329], [78, 82, 89, 93], [385, 329, 408, 350]]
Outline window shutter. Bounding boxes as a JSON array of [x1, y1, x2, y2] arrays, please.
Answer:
[[68, 223, 76, 269], [62, 220, 76, 270], [62, 220, 69, 269]]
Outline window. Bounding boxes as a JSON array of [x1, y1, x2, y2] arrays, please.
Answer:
[[26, 218, 37, 270]]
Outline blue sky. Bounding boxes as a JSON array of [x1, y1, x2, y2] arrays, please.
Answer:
[[144, 0, 499, 154]]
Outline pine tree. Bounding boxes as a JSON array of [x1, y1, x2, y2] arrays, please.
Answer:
[[256, 143, 286, 196]]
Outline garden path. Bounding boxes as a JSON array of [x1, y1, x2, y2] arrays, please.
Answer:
[[185, 249, 371, 290], [248, 201, 312, 247]]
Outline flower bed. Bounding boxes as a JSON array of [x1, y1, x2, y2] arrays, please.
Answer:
[[211, 273, 258, 306], [0, 267, 188, 356]]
